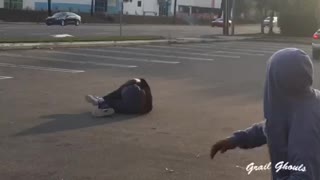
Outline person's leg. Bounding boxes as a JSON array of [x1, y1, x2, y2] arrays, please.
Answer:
[[85, 86, 122, 107], [85, 95, 104, 106], [102, 87, 122, 102]]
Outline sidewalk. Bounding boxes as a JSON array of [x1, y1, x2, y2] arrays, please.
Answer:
[[0, 36, 256, 50], [0, 34, 310, 50]]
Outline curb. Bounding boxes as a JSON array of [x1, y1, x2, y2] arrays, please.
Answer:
[[0, 37, 256, 50], [0, 40, 169, 50], [247, 37, 312, 45]]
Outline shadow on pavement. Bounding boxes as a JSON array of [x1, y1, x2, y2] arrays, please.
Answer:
[[14, 112, 139, 136]]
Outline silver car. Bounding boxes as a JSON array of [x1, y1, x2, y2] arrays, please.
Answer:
[[312, 29, 320, 59]]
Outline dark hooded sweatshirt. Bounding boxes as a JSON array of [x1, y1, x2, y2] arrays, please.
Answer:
[[229, 48, 320, 180]]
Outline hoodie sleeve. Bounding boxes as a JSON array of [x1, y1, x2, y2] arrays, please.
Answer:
[[229, 121, 267, 149]]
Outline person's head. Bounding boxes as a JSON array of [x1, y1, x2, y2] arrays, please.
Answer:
[[266, 48, 313, 97]]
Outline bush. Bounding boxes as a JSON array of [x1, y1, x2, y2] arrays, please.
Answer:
[[277, 0, 318, 36]]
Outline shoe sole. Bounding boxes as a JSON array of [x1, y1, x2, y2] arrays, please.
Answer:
[[92, 108, 115, 117]]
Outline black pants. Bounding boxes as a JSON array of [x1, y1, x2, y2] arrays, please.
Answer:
[[100, 84, 145, 114]]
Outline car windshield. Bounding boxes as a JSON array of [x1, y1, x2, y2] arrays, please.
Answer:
[[52, 13, 66, 18], [66, 12, 76, 16]]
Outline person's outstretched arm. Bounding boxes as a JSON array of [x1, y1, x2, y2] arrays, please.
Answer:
[[211, 121, 267, 159]]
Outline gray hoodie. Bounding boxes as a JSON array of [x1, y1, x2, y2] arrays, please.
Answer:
[[230, 48, 320, 180]]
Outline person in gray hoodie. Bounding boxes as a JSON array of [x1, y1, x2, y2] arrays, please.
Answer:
[[210, 48, 320, 180]]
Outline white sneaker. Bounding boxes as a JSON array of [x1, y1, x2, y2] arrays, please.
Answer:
[[85, 95, 103, 106], [92, 108, 115, 117]]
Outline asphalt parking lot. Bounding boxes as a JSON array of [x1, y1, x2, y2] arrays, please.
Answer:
[[0, 41, 317, 180]]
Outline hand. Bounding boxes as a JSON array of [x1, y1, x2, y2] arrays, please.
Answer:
[[210, 138, 237, 160]]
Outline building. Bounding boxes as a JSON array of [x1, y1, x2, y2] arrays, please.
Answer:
[[0, 0, 108, 13], [123, 0, 159, 16], [0, 0, 221, 17], [122, 0, 221, 16]]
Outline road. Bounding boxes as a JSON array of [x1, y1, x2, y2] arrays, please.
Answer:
[[0, 40, 315, 180], [0, 23, 270, 40]]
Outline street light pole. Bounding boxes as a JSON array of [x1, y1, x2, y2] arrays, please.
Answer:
[[48, 0, 52, 16], [120, 0, 123, 37], [231, 0, 236, 35], [223, 0, 229, 35], [173, 0, 177, 24], [91, 0, 94, 16]]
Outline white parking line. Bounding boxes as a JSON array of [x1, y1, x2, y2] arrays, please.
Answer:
[[0, 76, 13, 80], [43, 50, 181, 64], [225, 42, 309, 49], [120, 46, 262, 57], [0, 63, 85, 73], [174, 44, 275, 54], [0, 53, 138, 68], [82, 48, 220, 61], [212, 42, 289, 51], [143, 45, 263, 56]]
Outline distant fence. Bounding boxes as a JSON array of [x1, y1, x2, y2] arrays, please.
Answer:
[[0, 8, 184, 24], [0, 8, 256, 25]]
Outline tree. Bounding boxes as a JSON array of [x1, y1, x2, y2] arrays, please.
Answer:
[[278, 0, 317, 36]]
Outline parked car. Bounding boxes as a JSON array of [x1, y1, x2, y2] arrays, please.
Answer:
[[211, 18, 232, 27], [312, 29, 320, 59], [46, 12, 81, 26], [263, 16, 278, 27]]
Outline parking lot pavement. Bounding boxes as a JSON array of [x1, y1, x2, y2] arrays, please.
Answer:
[[0, 41, 316, 180]]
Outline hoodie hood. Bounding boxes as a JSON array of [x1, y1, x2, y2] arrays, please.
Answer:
[[264, 48, 313, 120]]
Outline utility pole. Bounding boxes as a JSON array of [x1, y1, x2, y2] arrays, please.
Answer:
[[120, 0, 123, 37], [223, 0, 229, 35], [173, 0, 177, 24], [231, 0, 236, 35], [48, 0, 52, 16], [91, 0, 94, 16]]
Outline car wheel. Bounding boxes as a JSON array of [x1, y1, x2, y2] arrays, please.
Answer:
[[75, 20, 80, 26], [312, 48, 320, 60], [60, 20, 65, 26]]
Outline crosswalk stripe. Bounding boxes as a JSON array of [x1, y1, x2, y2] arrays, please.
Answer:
[[174, 44, 275, 53], [0, 62, 85, 73], [143, 45, 263, 56], [0, 76, 13, 80], [0, 53, 138, 68], [107, 46, 254, 57], [43, 50, 181, 64], [82, 48, 221, 61]]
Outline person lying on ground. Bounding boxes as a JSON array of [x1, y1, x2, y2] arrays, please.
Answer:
[[85, 78, 152, 117], [211, 48, 320, 180]]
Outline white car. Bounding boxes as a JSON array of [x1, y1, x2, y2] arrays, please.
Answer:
[[263, 16, 278, 27], [211, 18, 232, 27], [312, 29, 320, 59]]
